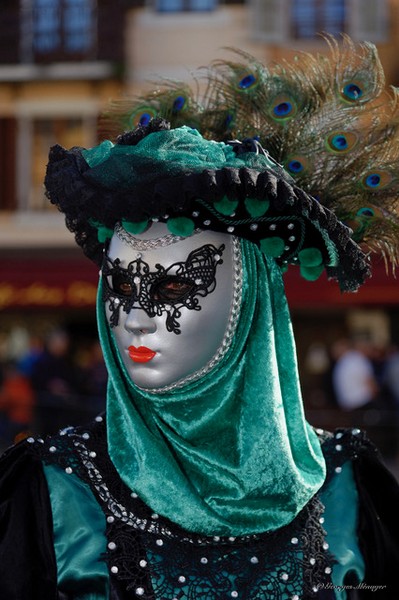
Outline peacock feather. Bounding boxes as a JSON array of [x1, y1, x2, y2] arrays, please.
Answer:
[[100, 35, 399, 270]]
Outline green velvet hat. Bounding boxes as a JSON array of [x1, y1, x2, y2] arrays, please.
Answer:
[[45, 118, 369, 291]]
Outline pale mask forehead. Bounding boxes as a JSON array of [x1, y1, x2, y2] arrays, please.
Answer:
[[102, 223, 242, 391]]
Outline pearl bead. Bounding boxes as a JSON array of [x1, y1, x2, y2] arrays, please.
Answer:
[[178, 575, 186, 583], [89, 451, 97, 458], [228, 536, 236, 542], [231, 591, 238, 598], [323, 542, 329, 550], [352, 428, 361, 435], [111, 566, 118, 574], [269, 224, 277, 230], [281, 573, 289, 581], [200, 557, 208, 564], [315, 428, 324, 435], [108, 542, 116, 550], [27, 437, 35, 443], [65, 467, 73, 474], [325, 566, 332, 574], [192, 211, 200, 217], [335, 432, 343, 439], [335, 444, 342, 451], [335, 466, 342, 473], [250, 224, 258, 231], [95, 415, 103, 422], [213, 536, 220, 542], [107, 516, 115, 523], [227, 226, 235, 233], [136, 588, 145, 596], [292, 595, 299, 600], [156, 539, 164, 546], [82, 433, 90, 440], [287, 223, 294, 230], [131, 492, 138, 498], [309, 557, 316, 565], [49, 446, 57, 453], [319, 517, 325, 524], [203, 220, 211, 226], [134, 277, 141, 285], [139, 559, 147, 568], [291, 537, 298, 545], [250, 556, 259, 564]]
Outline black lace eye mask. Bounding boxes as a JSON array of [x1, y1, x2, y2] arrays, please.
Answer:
[[102, 244, 225, 335]]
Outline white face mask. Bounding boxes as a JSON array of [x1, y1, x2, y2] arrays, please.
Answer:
[[103, 223, 239, 390]]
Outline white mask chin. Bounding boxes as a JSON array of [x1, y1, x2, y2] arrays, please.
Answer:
[[103, 223, 242, 391]]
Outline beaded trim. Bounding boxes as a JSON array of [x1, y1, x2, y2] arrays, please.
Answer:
[[28, 419, 337, 599], [114, 222, 202, 250]]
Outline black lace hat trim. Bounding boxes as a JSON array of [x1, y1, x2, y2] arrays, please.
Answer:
[[44, 121, 370, 292]]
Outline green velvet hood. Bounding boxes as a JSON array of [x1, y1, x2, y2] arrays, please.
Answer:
[[98, 238, 326, 537]]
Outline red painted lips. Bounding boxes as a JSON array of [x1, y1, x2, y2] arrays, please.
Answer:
[[128, 346, 156, 363]]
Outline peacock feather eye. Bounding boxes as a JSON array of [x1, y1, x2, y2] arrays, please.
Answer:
[[225, 112, 234, 128], [361, 170, 393, 190], [342, 82, 364, 102], [269, 95, 297, 121], [326, 131, 358, 154], [128, 106, 157, 128], [238, 73, 257, 90], [357, 207, 375, 218], [172, 95, 186, 113], [285, 155, 309, 175]]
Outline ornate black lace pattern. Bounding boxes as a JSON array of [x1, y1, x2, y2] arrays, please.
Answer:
[[26, 418, 377, 600], [102, 243, 225, 334]]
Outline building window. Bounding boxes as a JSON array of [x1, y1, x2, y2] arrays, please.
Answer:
[[250, 0, 387, 44], [17, 117, 95, 211], [32, 0, 95, 60], [156, 0, 217, 12], [292, 0, 345, 39]]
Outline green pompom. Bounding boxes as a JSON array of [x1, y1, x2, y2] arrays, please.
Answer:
[[122, 219, 149, 235], [167, 217, 195, 237], [259, 237, 285, 257], [300, 264, 324, 281], [298, 247, 323, 267], [89, 219, 113, 243], [244, 197, 269, 218], [280, 263, 289, 274], [214, 195, 238, 216]]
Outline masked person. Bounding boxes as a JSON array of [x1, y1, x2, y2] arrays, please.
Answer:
[[1, 40, 399, 600]]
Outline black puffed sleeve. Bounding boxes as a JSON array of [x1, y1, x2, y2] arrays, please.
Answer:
[[353, 449, 399, 598], [0, 441, 58, 600]]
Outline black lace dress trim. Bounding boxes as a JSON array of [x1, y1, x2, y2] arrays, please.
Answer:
[[25, 416, 341, 600]]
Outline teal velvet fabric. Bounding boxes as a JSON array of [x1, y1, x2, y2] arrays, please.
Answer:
[[82, 127, 280, 187], [43, 464, 109, 599], [320, 462, 365, 600], [99, 239, 326, 536]]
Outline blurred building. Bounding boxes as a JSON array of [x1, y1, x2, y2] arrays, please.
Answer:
[[0, 0, 399, 383]]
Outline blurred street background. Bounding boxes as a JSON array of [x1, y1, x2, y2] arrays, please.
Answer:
[[0, 0, 398, 479]]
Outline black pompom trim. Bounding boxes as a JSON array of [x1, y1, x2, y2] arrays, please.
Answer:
[[45, 141, 370, 292]]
